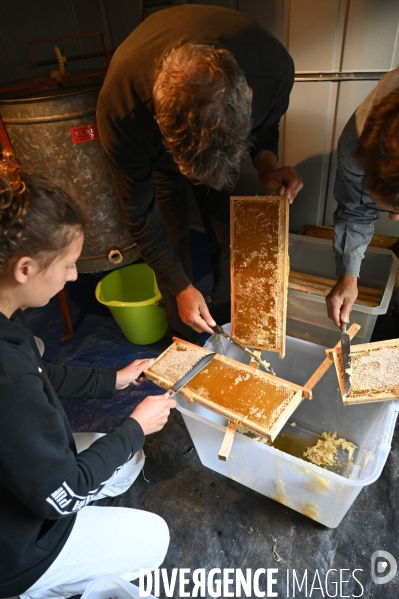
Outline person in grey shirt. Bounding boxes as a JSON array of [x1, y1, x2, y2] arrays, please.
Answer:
[[326, 67, 399, 327]]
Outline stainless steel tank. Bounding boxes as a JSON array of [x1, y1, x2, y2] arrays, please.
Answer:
[[0, 82, 139, 273]]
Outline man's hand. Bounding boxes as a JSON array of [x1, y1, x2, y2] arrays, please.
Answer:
[[259, 166, 303, 203], [130, 392, 176, 435], [176, 285, 216, 334], [254, 150, 303, 203], [326, 275, 358, 327], [116, 358, 155, 390]]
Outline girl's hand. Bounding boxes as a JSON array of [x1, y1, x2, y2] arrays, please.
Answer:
[[116, 358, 155, 390], [130, 392, 176, 435]]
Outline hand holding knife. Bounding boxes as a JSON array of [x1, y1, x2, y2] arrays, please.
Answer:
[[340, 321, 352, 396]]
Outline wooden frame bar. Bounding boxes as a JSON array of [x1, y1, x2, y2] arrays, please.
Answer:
[[230, 196, 289, 358], [218, 422, 237, 461]]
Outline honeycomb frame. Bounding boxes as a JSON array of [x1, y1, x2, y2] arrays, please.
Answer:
[[329, 338, 399, 405], [145, 338, 311, 441], [230, 195, 289, 358]]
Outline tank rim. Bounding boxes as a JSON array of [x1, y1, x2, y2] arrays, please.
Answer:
[[0, 84, 102, 104]]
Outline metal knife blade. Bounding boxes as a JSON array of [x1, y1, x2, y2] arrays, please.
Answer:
[[211, 324, 274, 375], [340, 323, 352, 396], [168, 352, 216, 397]]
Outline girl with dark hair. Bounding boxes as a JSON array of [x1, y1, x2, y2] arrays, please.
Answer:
[[0, 155, 174, 599]]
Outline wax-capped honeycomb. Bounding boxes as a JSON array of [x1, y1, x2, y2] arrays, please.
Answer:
[[231, 196, 288, 356], [187, 357, 296, 431], [334, 339, 399, 402], [150, 344, 202, 385], [146, 342, 301, 436]]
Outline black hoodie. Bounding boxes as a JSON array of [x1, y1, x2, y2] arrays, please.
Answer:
[[0, 310, 145, 596]]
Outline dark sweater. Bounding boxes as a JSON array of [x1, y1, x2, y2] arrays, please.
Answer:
[[0, 310, 145, 596], [97, 4, 294, 296]]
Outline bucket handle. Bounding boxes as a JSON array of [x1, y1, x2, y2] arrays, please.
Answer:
[[107, 248, 123, 265]]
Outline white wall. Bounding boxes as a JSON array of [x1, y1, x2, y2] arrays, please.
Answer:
[[233, 0, 399, 234], [287, 0, 399, 234], [1, 0, 399, 234]]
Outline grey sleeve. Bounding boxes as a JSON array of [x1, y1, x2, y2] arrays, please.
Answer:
[[332, 125, 379, 277]]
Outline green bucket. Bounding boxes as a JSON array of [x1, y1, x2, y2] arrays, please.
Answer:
[[95, 263, 168, 345]]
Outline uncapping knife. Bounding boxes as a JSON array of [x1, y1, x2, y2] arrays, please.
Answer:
[[211, 324, 274, 375], [168, 352, 216, 397], [340, 322, 352, 396]]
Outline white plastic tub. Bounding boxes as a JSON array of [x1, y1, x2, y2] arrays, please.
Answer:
[[287, 234, 398, 347], [176, 328, 398, 528]]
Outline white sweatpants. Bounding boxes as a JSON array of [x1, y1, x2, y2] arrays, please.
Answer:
[[20, 433, 170, 599]]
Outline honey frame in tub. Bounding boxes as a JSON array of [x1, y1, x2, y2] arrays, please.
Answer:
[[144, 339, 311, 442], [230, 195, 289, 358], [327, 337, 399, 405]]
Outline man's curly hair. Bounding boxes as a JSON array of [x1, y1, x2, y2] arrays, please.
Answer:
[[153, 44, 252, 191], [354, 88, 399, 208], [0, 153, 86, 273]]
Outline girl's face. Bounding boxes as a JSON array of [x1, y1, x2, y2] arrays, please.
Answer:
[[27, 232, 84, 307]]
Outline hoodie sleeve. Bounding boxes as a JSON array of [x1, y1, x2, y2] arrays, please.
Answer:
[[43, 361, 116, 400], [0, 371, 144, 520]]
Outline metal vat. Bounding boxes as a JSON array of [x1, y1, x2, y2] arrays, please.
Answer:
[[0, 82, 139, 273]]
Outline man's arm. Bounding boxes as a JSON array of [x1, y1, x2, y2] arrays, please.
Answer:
[[97, 99, 191, 297], [250, 68, 302, 202], [97, 101, 215, 333], [326, 135, 379, 326], [254, 149, 303, 203]]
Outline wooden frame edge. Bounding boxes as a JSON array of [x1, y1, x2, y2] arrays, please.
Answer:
[[230, 195, 236, 337], [279, 196, 289, 359]]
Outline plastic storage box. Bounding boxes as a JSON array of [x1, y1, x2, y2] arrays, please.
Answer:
[[287, 234, 398, 347], [176, 327, 398, 528]]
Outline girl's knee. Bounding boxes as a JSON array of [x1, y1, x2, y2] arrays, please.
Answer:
[[157, 515, 170, 554], [139, 512, 170, 567]]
